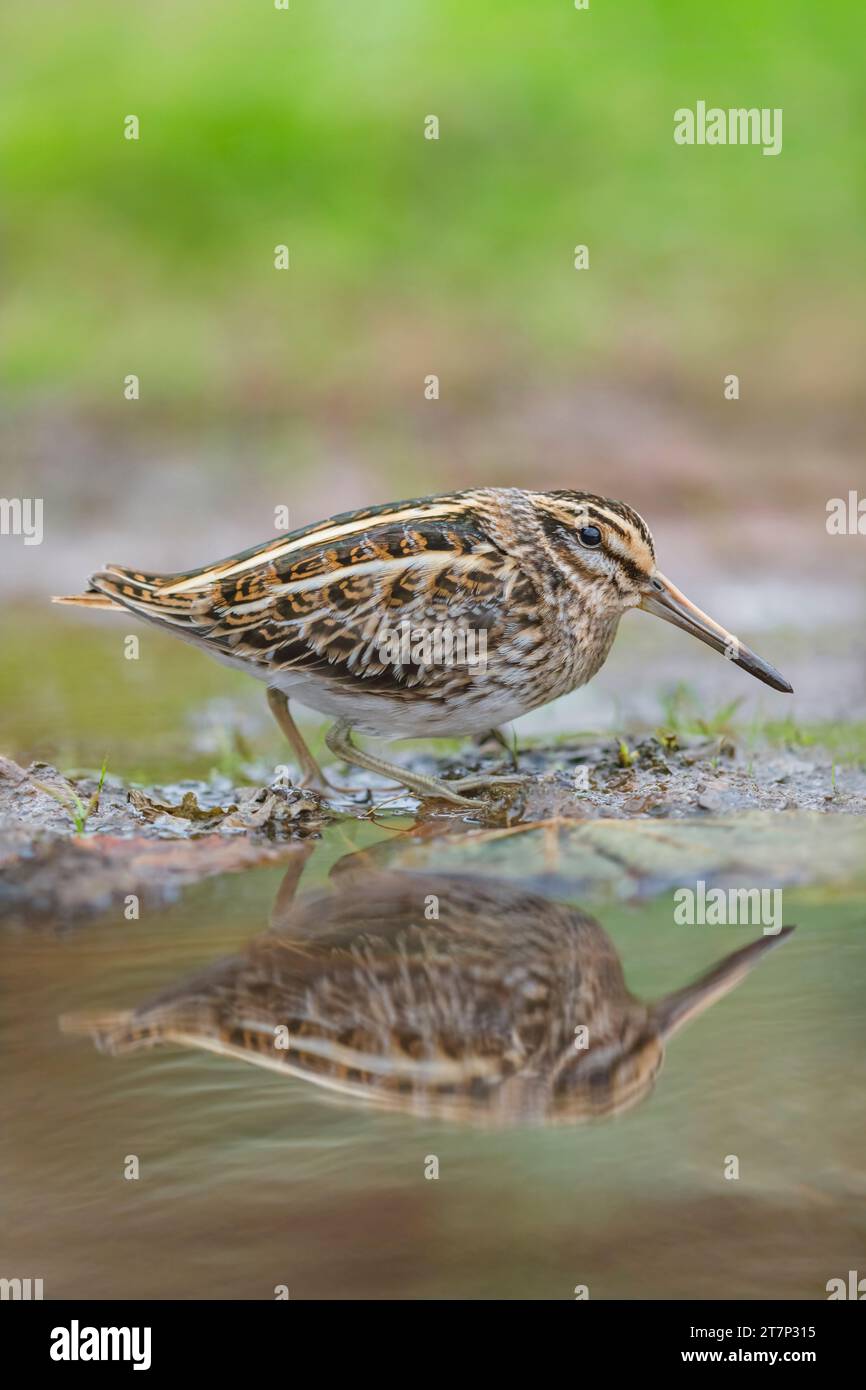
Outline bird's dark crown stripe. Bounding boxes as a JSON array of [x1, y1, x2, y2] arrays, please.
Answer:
[[535, 497, 631, 541], [585, 506, 628, 538], [544, 491, 654, 550]]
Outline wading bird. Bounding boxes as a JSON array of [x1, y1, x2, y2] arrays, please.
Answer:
[[55, 489, 792, 804]]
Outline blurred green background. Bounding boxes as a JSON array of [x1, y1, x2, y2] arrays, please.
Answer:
[[3, 1, 864, 407], [1, 0, 864, 769]]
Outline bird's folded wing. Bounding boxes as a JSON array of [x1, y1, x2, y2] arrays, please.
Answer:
[[79, 505, 538, 692]]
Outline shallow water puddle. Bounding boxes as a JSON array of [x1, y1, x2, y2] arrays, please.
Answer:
[[2, 816, 865, 1298]]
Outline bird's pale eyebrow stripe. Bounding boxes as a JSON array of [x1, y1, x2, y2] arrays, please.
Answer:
[[160, 502, 466, 594], [223, 549, 499, 613], [585, 507, 628, 538], [535, 498, 629, 539]]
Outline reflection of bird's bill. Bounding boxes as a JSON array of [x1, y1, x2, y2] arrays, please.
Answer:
[[641, 572, 793, 693], [650, 926, 795, 1039]]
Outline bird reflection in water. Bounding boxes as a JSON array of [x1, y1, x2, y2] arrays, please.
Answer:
[[63, 859, 793, 1127]]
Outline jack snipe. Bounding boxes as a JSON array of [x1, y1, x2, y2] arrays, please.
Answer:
[[55, 488, 792, 805], [62, 867, 794, 1127]]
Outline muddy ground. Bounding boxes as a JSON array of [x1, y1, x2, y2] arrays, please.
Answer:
[[3, 728, 865, 925]]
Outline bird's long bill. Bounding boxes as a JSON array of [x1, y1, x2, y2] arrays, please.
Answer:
[[651, 927, 795, 1040], [640, 573, 793, 693]]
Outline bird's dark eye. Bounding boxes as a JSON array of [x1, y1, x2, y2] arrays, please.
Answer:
[[578, 525, 602, 549]]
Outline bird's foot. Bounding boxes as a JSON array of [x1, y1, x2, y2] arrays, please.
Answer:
[[445, 771, 530, 794]]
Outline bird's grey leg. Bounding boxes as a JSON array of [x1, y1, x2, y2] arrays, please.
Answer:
[[266, 688, 331, 791], [324, 719, 489, 808], [474, 726, 519, 768]]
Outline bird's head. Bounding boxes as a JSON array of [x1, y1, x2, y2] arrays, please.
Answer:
[[535, 490, 793, 693], [548, 925, 795, 1123]]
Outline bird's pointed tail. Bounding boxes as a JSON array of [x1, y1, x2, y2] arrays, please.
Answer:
[[53, 565, 202, 628], [51, 591, 124, 610]]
